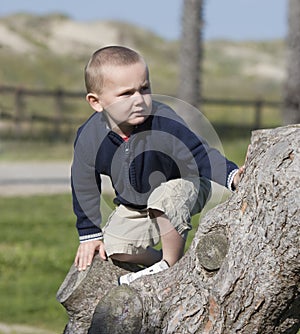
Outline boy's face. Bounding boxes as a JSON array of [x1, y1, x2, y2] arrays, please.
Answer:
[[88, 61, 152, 136]]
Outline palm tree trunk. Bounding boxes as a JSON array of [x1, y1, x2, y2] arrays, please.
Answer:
[[283, 0, 300, 124], [178, 0, 204, 108]]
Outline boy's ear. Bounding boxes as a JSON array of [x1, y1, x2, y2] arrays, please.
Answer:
[[86, 93, 104, 112]]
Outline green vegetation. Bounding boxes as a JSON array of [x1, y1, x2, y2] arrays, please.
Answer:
[[0, 194, 76, 332], [202, 39, 285, 99], [0, 38, 284, 98], [0, 14, 285, 98], [0, 140, 73, 161]]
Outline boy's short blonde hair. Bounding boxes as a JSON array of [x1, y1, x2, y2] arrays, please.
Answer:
[[85, 45, 144, 94]]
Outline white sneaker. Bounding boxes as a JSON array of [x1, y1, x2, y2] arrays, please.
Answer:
[[118, 260, 169, 285]]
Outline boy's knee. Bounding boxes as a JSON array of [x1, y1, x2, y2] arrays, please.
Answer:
[[148, 208, 164, 219], [192, 177, 212, 214], [109, 253, 132, 262]]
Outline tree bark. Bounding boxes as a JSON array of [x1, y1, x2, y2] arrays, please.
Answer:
[[57, 124, 300, 334]]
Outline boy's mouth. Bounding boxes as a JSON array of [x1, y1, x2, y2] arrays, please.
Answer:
[[130, 110, 144, 117]]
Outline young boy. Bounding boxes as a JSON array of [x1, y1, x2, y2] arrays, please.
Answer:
[[72, 45, 244, 285]]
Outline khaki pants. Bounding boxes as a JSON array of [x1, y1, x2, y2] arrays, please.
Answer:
[[103, 177, 211, 257]]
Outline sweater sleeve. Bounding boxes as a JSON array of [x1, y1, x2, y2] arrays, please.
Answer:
[[71, 154, 103, 242], [71, 138, 103, 242], [71, 114, 106, 243], [156, 111, 239, 188], [191, 137, 239, 188]]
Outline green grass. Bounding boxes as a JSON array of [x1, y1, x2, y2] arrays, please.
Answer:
[[0, 140, 73, 161], [0, 194, 77, 332]]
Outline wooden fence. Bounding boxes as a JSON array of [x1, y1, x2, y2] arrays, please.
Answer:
[[0, 85, 282, 140]]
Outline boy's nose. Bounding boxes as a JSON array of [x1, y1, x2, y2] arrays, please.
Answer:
[[132, 91, 144, 104]]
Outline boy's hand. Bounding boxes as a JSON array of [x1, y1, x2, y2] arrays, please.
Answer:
[[75, 239, 107, 271], [233, 165, 245, 189], [233, 144, 250, 189]]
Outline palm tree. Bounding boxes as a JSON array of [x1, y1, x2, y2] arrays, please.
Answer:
[[283, 0, 300, 124], [178, 0, 204, 108]]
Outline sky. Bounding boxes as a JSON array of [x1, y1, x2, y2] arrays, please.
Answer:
[[0, 0, 287, 41]]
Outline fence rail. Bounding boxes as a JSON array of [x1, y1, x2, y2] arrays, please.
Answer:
[[0, 85, 282, 140]]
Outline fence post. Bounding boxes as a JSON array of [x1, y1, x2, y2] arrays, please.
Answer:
[[14, 88, 25, 138], [254, 99, 263, 129], [53, 88, 64, 139]]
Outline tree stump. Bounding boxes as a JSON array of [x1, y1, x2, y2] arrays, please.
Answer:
[[57, 125, 300, 334]]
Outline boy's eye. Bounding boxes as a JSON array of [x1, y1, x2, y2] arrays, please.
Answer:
[[119, 85, 150, 97], [141, 85, 150, 93], [120, 90, 133, 96]]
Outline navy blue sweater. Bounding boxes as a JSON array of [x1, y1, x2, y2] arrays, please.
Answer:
[[71, 101, 238, 242]]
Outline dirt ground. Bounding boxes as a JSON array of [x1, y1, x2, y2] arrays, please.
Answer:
[[0, 322, 55, 334], [0, 162, 71, 197], [0, 162, 114, 197]]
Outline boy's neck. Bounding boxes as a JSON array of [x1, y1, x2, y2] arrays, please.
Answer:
[[103, 113, 134, 138], [111, 125, 134, 139]]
